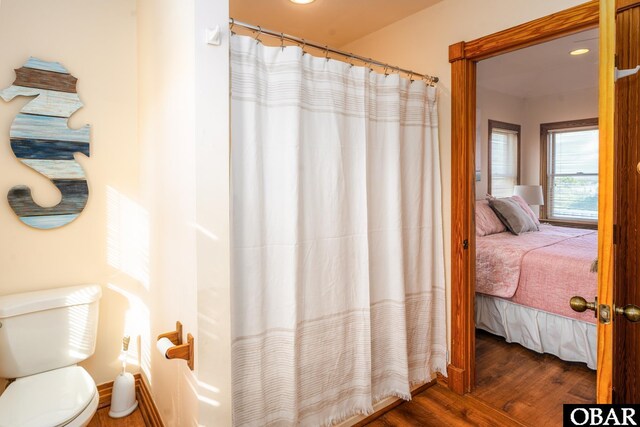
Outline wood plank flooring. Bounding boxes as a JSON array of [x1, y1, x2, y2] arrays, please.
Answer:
[[471, 330, 595, 425], [88, 407, 146, 427], [366, 330, 596, 426], [365, 383, 526, 426]]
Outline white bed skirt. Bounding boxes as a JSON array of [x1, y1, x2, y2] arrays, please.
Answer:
[[475, 293, 596, 370]]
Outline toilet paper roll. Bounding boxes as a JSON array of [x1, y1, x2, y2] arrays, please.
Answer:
[[156, 337, 174, 358]]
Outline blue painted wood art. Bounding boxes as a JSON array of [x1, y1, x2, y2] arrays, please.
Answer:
[[0, 57, 90, 229]]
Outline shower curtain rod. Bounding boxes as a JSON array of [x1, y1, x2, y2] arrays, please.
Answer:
[[229, 18, 439, 84]]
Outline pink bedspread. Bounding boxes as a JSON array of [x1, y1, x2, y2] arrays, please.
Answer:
[[476, 225, 597, 323]]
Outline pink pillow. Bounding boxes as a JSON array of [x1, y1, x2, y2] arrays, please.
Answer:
[[476, 200, 507, 236], [511, 195, 540, 226]]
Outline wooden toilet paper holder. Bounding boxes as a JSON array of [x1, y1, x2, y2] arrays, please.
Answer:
[[157, 321, 194, 370]]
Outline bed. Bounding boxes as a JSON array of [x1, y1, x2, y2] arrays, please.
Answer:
[[475, 200, 597, 369]]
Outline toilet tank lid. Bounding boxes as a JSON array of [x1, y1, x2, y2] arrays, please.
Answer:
[[0, 284, 102, 319]]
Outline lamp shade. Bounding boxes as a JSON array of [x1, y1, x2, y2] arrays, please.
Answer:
[[514, 185, 544, 206]]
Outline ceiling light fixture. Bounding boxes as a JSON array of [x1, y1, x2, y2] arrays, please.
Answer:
[[290, 0, 315, 4], [570, 48, 590, 56]]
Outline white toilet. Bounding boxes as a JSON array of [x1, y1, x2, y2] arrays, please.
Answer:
[[0, 284, 102, 427]]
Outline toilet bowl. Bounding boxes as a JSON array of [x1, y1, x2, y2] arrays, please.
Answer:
[[0, 366, 99, 427], [0, 285, 102, 427]]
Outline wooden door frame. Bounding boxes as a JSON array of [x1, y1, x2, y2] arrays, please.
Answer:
[[447, 0, 612, 398]]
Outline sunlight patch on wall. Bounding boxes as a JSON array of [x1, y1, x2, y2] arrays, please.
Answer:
[[184, 371, 222, 409], [107, 283, 152, 384], [198, 380, 220, 394], [191, 222, 220, 241], [107, 186, 150, 289]]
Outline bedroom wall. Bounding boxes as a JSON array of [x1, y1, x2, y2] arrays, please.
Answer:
[[476, 87, 526, 198], [0, 0, 139, 391], [521, 86, 599, 216], [476, 86, 598, 216], [342, 0, 588, 356]]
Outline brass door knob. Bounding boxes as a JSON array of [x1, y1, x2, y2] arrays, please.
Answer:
[[570, 296, 597, 313], [615, 304, 640, 322]]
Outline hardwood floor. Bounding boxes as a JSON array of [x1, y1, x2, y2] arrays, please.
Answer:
[[365, 383, 525, 426], [88, 407, 146, 427], [471, 330, 595, 425], [365, 330, 596, 426]]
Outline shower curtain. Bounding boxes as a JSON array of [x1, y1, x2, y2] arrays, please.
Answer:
[[231, 35, 446, 427]]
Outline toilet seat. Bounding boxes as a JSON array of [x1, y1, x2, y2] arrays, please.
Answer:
[[0, 366, 97, 427]]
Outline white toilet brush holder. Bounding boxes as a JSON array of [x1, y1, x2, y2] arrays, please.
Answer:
[[109, 336, 138, 418], [109, 372, 138, 418]]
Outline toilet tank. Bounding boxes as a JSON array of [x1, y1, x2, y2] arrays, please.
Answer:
[[0, 284, 102, 379]]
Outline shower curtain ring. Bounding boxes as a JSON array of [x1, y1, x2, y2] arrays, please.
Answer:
[[255, 26, 262, 44], [348, 55, 355, 68], [409, 71, 414, 82], [301, 39, 307, 56], [280, 33, 285, 51], [384, 64, 389, 77], [324, 46, 330, 62], [230, 18, 235, 36]]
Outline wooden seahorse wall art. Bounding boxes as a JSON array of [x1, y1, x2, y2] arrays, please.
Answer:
[[0, 57, 90, 229]]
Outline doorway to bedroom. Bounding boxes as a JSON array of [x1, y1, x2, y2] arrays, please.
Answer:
[[447, 3, 603, 425], [471, 27, 598, 423]]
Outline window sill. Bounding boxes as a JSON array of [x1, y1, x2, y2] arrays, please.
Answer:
[[539, 218, 597, 230]]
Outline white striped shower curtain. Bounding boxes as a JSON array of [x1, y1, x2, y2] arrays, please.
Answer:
[[230, 34, 446, 427]]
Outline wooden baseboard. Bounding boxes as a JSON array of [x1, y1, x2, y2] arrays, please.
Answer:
[[135, 374, 164, 427], [436, 372, 448, 386], [462, 393, 529, 427], [96, 373, 164, 427], [351, 379, 437, 427], [447, 364, 466, 394], [97, 381, 113, 409]]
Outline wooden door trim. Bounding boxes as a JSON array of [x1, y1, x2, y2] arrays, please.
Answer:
[[449, 50, 476, 394], [461, 2, 599, 62], [617, 0, 640, 12], [448, 0, 600, 396], [597, 0, 615, 405]]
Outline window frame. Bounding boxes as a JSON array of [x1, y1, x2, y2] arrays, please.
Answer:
[[540, 117, 599, 228], [488, 119, 521, 196]]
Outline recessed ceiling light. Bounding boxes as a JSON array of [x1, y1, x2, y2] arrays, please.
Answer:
[[290, 0, 315, 4], [570, 48, 590, 56]]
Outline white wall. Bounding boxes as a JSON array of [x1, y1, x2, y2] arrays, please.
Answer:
[[342, 0, 588, 353], [476, 87, 526, 197], [137, 0, 231, 425], [137, 0, 199, 424], [194, 0, 233, 424], [0, 0, 139, 389]]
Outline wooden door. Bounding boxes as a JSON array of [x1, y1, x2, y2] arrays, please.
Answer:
[[612, 0, 640, 404]]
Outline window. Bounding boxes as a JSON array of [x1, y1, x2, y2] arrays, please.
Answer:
[[541, 118, 598, 224], [488, 120, 520, 198]]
